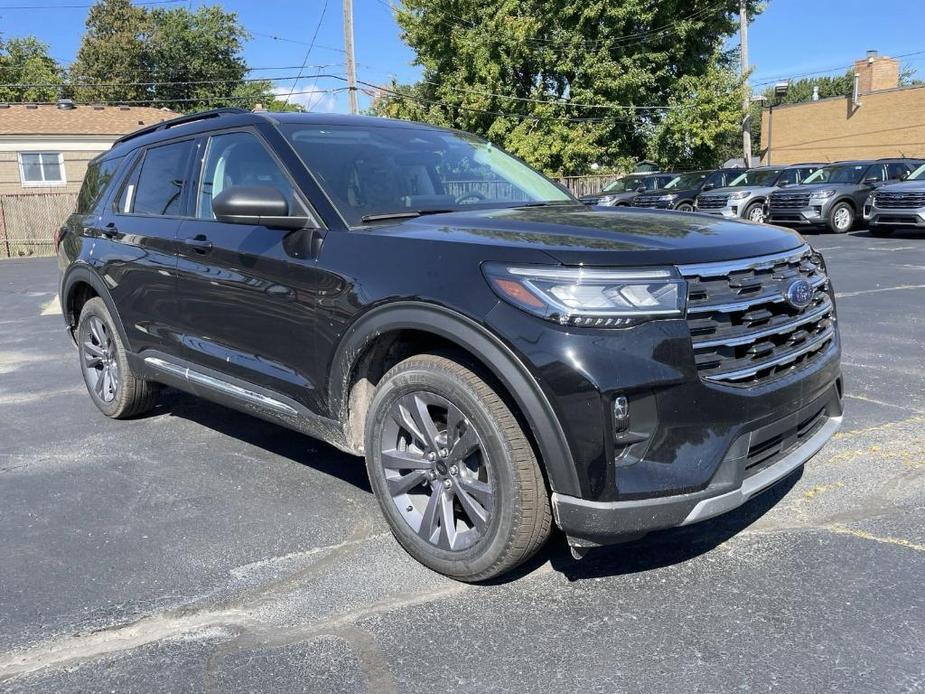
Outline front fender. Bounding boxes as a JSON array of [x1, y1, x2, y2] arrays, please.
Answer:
[[329, 301, 582, 497]]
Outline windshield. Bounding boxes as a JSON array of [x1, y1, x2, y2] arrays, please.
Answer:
[[908, 163, 925, 180], [728, 168, 782, 187], [803, 164, 867, 184], [665, 171, 708, 190], [280, 123, 572, 224], [603, 175, 646, 193]]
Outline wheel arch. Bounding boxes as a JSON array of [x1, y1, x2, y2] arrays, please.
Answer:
[[61, 264, 130, 347], [330, 302, 581, 497]]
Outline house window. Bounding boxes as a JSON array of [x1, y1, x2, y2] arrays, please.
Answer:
[[18, 152, 66, 187]]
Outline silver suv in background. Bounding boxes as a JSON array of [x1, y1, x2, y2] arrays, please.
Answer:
[[864, 162, 925, 236], [767, 159, 921, 233], [695, 164, 822, 223], [580, 172, 676, 206]]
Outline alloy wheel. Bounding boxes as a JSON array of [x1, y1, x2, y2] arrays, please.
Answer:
[[380, 391, 495, 551], [833, 206, 852, 231], [748, 206, 765, 223], [82, 316, 119, 403]]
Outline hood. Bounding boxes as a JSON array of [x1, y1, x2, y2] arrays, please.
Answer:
[[637, 186, 699, 199], [874, 179, 925, 193], [371, 204, 805, 266], [699, 185, 777, 197], [580, 190, 638, 204], [772, 182, 856, 195]]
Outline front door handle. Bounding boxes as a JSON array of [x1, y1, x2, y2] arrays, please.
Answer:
[[100, 222, 119, 239], [184, 235, 213, 253]]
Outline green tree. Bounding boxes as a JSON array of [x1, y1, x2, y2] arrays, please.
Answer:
[[68, 0, 150, 103], [0, 36, 64, 103], [372, 0, 762, 175]]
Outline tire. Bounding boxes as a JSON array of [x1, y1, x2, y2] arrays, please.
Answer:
[[826, 201, 854, 233], [675, 202, 694, 212], [364, 353, 552, 582], [869, 226, 895, 237], [77, 297, 159, 418], [743, 201, 766, 223]]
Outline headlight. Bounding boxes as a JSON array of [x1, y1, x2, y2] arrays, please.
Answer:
[[729, 191, 750, 200], [482, 263, 687, 328], [598, 195, 617, 205], [865, 193, 874, 206], [810, 189, 836, 200], [658, 194, 678, 201]]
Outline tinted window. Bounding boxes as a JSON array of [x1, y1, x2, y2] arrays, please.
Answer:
[[197, 131, 301, 220], [281, 124, 571, 225], [665, 171, 708, 189], [76, 156, 123, 214], [728, 169, 782, 187], [886, 162, 910, 180], [603, 175, 646, 193], [804, 165, 867, 184], [864, 164, 886, 183], [703, 170, 727, 188], [129, 140, 193, 216]]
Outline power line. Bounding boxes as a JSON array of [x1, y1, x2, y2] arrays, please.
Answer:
[[751, 49, 925, 86], [284, 0, 329, 106]]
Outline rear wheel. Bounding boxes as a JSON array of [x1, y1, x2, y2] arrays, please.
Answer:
[[827, 202, 854, 233], [77, 298, 159, 418], [869, 226, 895, 237], [744, 201, 766, 223], [364, 354, 552, 582]]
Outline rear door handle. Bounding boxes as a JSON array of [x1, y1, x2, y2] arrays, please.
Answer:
[[184, 235, 213, 253]]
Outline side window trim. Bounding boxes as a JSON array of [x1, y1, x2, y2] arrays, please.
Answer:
[[192, 126, 322, 227]]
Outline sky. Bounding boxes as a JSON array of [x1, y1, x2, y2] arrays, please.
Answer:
[[2, 0, 924, 113]]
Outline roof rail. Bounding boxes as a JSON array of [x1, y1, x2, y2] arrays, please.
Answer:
[[876, 156, 921, 160], [114, 107, 248, 145]]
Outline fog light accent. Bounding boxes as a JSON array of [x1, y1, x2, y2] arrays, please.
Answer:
[[613, 395, 629, 434]]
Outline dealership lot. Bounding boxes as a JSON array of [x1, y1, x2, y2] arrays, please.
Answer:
[[0, 229, 923, 692]]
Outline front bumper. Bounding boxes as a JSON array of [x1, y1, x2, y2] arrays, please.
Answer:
[[766, 205, 827, 226], [697, 207, 738, 218], [865, 206, 925, 227], [552, 381, 843, 546]]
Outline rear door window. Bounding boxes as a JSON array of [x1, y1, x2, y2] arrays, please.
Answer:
[[886, 162, 910, 181], [121, 140, 194, 216]]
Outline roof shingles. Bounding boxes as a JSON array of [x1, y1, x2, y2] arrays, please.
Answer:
[[0, 104, 180, 136]]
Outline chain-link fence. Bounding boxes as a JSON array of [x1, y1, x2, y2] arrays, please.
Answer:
[[0, 175, 625, 259], [0, 193, 77, 259]]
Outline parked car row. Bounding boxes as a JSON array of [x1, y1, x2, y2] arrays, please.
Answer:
[[584, 157, 925, 234]]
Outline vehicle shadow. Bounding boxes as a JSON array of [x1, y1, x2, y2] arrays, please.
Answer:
[[145, 387, 803, 584], [149, 387, 371, 493]]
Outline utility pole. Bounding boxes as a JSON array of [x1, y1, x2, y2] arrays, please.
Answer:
[[739, 0, 751, 167], [343, 0, 359, 114]]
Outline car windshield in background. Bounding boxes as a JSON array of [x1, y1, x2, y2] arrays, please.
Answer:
[[728, 169, 782, 187], [280, 124, 573, 225], [603, 176, 646, 192], [803, 164, 867, 184], [665, 172, 707, 189], [907, 163, 925, 180]]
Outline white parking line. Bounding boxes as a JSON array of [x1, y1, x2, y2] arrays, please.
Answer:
[[835, 284, 925, 298], [40, 295, 61, 316]]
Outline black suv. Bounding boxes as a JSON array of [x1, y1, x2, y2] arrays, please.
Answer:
[[630, 168, 745, 211], [579, 172, 676, 206], [59, 109, 843, 581], [767, 158, 922, 233]]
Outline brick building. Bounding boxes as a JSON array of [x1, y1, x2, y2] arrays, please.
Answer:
[[0, 102, 178, 195], [759, 52, 925, 165]]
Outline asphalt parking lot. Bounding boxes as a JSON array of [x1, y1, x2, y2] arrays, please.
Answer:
[[0, 228, 923, 693]]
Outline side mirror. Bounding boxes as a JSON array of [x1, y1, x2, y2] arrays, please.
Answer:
[[702, 183, 715, 191], [636, 186, 646, 193], [212, 186, 313, 230], [863, 177, 881, 186], [778, 180, 790, 187]]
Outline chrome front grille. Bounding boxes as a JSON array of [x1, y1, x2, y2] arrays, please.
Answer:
[[679, 246, 835, 385], [632, 196, 663, 208], [769, 192, 811, 209], [697, 195, 728, 210], [874, 191, 925, 209]]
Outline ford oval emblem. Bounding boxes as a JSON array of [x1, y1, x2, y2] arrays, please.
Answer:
[[785, 279, 813, 309]]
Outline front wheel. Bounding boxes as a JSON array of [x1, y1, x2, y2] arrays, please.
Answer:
[[364, 354, 552, 582], [827, 202, 855, 233], [675, 202, 694, 212], [743, 201, 766, 223]]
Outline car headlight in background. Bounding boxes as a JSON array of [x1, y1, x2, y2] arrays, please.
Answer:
[[728, 191, 750, 200], [598, 195, 617, 205], [809, 189, 836, 200], [482, 263, 687, 328], [657, 194, 678, 202]]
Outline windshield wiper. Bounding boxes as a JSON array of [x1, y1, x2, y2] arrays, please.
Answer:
[[360, 209, 454, 223]]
